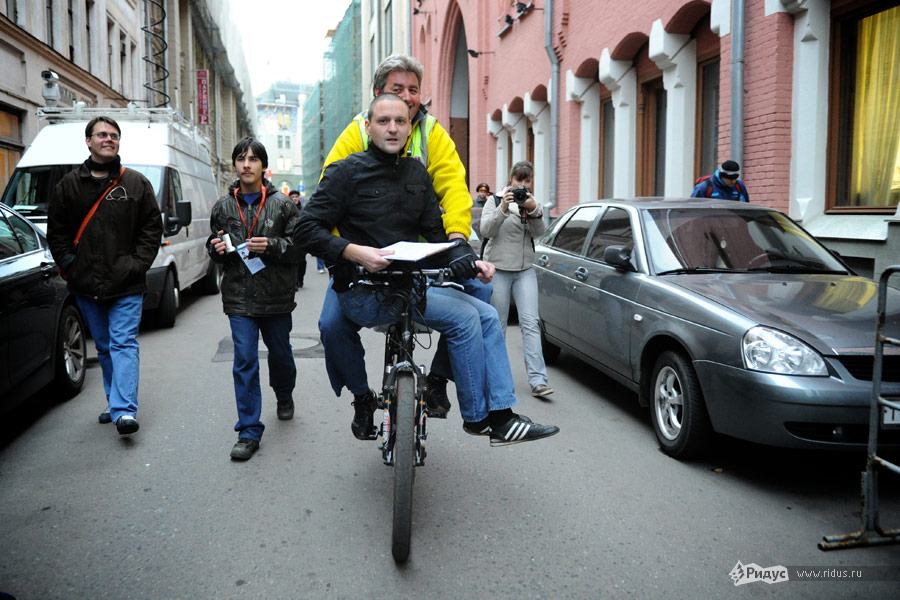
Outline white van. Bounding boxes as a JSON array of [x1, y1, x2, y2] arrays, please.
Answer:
[[1, 104, 221, 327]]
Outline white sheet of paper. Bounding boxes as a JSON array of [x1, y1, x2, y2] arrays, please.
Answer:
[[380, 241, 456, 261], [237, 242, 266, 274]]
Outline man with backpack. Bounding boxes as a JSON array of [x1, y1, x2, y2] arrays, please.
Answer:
[[691, 160, 749, 202]]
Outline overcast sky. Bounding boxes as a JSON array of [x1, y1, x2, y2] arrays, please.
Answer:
[[236, 0, 354, 96]]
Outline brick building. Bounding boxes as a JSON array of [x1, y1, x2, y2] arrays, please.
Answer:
[[411, 0, 900, 278]]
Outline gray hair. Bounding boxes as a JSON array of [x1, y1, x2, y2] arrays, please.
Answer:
[[372, 54, 424, 94]]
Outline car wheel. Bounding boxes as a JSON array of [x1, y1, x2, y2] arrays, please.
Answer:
[[196, 261, 222, 295], [53, 304, 87, 398], [541, 327, 561, 365], [650, 350, 712, 459], [154, 270, 178, 328]]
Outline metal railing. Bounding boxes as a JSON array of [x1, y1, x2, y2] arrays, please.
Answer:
[[820, 265, 900, 550]]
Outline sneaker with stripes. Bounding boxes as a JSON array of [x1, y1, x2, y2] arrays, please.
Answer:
[[489, 414, 559, 447]]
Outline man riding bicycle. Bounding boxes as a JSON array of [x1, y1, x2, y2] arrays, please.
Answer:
[[295, 94, 559, 446]]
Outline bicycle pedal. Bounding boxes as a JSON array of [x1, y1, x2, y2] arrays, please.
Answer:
[[425, 408, 448, 419]]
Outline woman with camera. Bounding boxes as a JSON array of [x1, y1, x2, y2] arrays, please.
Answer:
[[479, 160, 553, 397]]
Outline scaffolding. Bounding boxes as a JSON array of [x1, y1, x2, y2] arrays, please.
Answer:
[[300, 0, 361, 195]]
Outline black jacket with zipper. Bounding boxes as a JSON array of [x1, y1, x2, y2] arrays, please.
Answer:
[[294, 144, 447, 292], [47, 161, 163, 302], [207, 179, 300, 316]]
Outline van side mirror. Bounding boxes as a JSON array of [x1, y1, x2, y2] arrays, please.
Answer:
[[165, 200, 192, 236], [603, 245, 635, 271]]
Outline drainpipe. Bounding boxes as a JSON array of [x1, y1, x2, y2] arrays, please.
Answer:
[[730, 0, 745, 166], [544, 0, 559, 223]]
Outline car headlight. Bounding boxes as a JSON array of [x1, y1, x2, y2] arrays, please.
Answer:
[[742, 326, 827, 376]]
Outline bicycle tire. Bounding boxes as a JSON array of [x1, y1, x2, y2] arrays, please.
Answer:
[[391, 372, 416, 562]]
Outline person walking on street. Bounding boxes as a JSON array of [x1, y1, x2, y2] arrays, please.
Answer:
[[690, 160, 749, 202], [479, 161, 553, 398], [208, 138, 300, 461], [47, 116, 163, 435]]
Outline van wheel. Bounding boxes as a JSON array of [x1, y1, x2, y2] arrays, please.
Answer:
[[196, 261, 222, 295], [53, 304, 87, 399], [155, 270, 178, 328]]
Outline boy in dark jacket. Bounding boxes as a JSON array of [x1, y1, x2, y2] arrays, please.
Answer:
[[207, 138, 300, 460], [47, 116, 163, 436]]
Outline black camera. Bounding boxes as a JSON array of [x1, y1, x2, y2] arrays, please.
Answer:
[[512, 185, 531, 204]]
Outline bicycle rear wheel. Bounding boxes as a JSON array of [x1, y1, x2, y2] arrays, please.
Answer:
[[391, 372, 416, 562]]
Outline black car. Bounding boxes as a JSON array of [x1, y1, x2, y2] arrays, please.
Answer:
[[0, 203, 86, 413]]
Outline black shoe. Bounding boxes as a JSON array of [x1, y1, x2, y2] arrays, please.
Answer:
[[463, 413, 532, 436], [489, 414, 558, 447], [277, 399, 294, 421], [115, 415, 139, 435], [351, 389, 378, 440], [425, 373, 451, 418], [230, 438, 259, 460], [98, 407, 112, 424]]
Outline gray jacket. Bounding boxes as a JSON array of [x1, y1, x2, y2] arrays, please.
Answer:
[[479, 194, 546, 271]]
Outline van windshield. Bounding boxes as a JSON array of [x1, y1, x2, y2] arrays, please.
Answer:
[[2, 164, 163, 218]]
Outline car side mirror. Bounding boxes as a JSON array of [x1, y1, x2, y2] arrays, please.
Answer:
[[604, 245, 635, 271], [165, 200, 192, 236]]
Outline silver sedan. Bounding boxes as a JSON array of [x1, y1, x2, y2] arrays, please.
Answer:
[[534, 199, 900, 458]]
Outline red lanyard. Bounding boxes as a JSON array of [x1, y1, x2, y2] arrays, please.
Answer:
[[233, 186, 267, 238]]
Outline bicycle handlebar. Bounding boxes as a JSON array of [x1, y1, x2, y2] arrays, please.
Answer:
[[354, 265, 462, 291]]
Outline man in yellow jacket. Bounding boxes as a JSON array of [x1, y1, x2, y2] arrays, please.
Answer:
[[315, 54, 494, 434]]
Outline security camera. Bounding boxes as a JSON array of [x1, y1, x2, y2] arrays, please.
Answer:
[[41, 69, 59, 82]]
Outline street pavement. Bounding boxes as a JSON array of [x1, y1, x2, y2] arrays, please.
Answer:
[[1, 256, 899, 599]]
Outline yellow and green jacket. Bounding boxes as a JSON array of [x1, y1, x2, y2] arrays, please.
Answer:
[[321, 107, 472, 239]]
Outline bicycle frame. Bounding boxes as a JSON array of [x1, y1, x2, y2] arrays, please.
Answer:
[[356, 266, 457, 562]]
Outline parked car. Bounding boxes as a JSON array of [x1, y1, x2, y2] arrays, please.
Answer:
[[0, 203, 86, 414], [534, 198, 900, 458]]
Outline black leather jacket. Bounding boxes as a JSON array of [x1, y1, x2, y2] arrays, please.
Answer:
[[294, 144, 447, 291], [207, 180, 300, 316]]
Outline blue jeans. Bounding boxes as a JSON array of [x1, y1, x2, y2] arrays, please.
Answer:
[[490, 268, 548, 388], [228, 314, 296, 441], [316, 257, 325, 271], [337, 284, 517, 423], [76, 294, 143, 423], [318, 277, 492, 396]]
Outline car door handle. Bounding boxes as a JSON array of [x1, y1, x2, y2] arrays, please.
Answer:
[[575, 266, 589, 281], [537, 254, 550, 267], [40, 263, 56, 279]]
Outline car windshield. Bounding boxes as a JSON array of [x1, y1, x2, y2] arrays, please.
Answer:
[[642, 208, 849, 275], [1, 164, 163, 217]]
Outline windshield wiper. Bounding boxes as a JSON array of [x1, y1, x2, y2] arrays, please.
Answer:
[[656, 267, 736, 275]]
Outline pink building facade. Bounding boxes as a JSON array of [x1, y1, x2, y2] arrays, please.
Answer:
[[410, 0, 900, 279]]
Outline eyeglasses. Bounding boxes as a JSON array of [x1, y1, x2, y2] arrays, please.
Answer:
[[90, 132, 120, 141]]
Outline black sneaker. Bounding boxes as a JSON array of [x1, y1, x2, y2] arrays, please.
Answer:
[[463, 414, 533, 436], [489, 414, 558, 447], [115, 415, 139, 435], [276, 399, 294, 421], [98, 407, 112, 424], [425, 373, 451, 418], [230, 438, 259, 460], [351, 389, 378, 440]]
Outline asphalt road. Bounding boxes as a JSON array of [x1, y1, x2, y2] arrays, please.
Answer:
[[1, 258, 899, 599]]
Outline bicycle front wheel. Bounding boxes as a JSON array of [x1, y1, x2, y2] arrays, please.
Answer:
[[391, 372, 416, 562]]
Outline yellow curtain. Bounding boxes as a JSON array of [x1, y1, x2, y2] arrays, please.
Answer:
[[850, 6, 900, 207]]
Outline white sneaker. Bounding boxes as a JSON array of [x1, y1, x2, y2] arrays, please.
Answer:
[[317, 269, 326, 274]]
